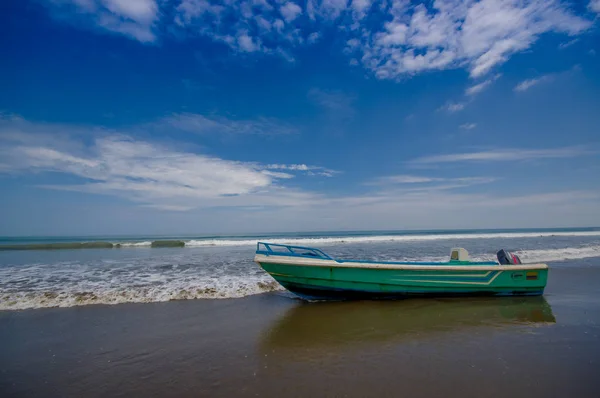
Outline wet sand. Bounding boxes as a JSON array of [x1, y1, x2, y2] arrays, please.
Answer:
[[1, 263, 600, 397]]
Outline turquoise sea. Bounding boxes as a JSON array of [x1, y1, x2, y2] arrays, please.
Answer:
[[1, 227, 600, 310]]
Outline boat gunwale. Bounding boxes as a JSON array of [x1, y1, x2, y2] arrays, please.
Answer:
[[254, 253, 549, 271]]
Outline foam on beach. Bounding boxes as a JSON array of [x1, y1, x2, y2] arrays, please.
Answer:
[[0, 275, 284, 311]]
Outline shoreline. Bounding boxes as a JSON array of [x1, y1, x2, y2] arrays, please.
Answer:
[[3, 258, 600, 312]]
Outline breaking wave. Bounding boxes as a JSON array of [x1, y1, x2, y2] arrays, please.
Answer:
[[184, 231, 600, 247], [0, 276, 284, 311], [373, 245, 600, 264], [2, 230, 600, 251], [515, 245, 600, 263]]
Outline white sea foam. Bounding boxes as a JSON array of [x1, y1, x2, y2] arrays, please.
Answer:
[[363, 246, 600, 264], [118, 241, 153, 247], [515, 245, 600, 263], [182, 231, 600, 247], [0, 272, 283, 311]]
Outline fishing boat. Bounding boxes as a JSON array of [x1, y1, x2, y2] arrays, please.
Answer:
[[254, 242, 548, 300]]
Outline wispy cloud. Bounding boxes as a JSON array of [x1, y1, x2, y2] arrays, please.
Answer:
[[408, 146, 596, 166], [514, 65, 581, 92], [154, 113, 297, 136], [459, 123, 477, 130], [280, 2, 302, 22], [443, 75, 500, 116], [439, 102, 466, 113], [263, 163, 340, 177], [308, 88, 355, 118], [590, 0, 600, 13], [367, 175, 495, 186], [0, 115, 333, 211], [465, 74, 501, 96], [465, 81, 491, 97], [372, 175, 437, 184], [558, 38, 579, 49], [307, 31, 321, 44], [46, 0, 159, 42], [514, 75, 554, 92]]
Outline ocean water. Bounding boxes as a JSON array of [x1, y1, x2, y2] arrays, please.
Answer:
[[1, 228, 600, 310]]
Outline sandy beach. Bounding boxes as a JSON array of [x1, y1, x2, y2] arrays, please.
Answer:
[[2, 261, 599, 397]]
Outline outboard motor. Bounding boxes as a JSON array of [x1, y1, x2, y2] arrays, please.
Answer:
[[497, 249, 522, 265]]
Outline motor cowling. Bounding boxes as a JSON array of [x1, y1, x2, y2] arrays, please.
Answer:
[[497, 249, 522, 265]]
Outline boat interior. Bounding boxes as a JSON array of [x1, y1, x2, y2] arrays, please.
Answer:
[[255, 242, 522, 266]]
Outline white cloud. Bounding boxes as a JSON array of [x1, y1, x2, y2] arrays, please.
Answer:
[[354, 0, 592, 80], [459, 123, 477, 130], [590, 0, 600, 13], [266, 164, 310, 171], [367, 175, 495, 187], [279, 2, 302, 22], [102, 0, 157, 23], [351, 0, 372, 21], [514, 65, 579, 92], [558, 38, 579, 49], [318, 0, 350, 20], [439, 102, 466, 113], [265, 163, 340, 177], [174, 0, 225, 26], [0, 115, 334, 211], [375, 175, 437, 184], [408, 146, 596, 165], [255, 15, 272, 31], [49, 0, 159, 42], [345, 38, 361, 53], [171, 0, 308, 55], [465, 74, 501, 96], [465, 80, 492, 96], [237, 31, 262, 52], [261, 170, 295, 179], [307, 32, 321, 43], [273, 18, 285, 31], [514, 74, 553, 92], [8, 135, 273, 200]]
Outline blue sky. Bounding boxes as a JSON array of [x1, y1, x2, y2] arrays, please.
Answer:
[[1, 0, 600, 236]]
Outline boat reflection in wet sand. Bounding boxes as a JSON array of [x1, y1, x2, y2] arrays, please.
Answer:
[[260, 297, 555, 355]]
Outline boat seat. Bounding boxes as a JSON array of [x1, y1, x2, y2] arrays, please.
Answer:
[[450, 248, 469, 262]]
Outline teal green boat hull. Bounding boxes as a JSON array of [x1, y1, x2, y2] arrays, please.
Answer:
[[257, 261, 547, 300]]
